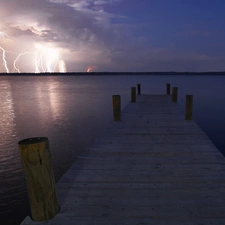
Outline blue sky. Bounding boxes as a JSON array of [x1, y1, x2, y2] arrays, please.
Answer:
[[0, 0, 225, 72]]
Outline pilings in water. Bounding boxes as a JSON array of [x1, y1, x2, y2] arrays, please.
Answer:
[[113, 83, 193, 121], [185, 95, 193, 120], [137, 84, 141, 95], [112, 95, 121, 121], [172, 87, 178, 102], [131, 87, 136, 103], [166, 83, 170, 95]]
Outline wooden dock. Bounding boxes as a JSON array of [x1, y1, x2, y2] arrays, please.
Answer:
[[21, 94, 225, 225]]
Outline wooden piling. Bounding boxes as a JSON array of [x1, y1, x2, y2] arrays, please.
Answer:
[[172, 87, 178, 102], [166, 83, 170, 95], [18, 137, 59, 221], [185, 95, 193, 120], [131, 87, 136, 103], [137, 84, 141, 95], [112, 95, 121, 121]]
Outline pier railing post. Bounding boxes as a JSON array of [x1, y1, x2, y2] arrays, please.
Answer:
[[185, 95, 193, 120], [137, 84, 141, 95], [172, 87, 178, 102], [166, 83, 170, 95], [131, 87, 136, 102], [18, 137, 60, 221], [112, 95, 121, 121]]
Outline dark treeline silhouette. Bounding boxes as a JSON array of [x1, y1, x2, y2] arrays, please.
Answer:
[[0, 71, 225, 76]]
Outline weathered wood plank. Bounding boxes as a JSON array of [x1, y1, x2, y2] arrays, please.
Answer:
[[21, 216, 225, 225], [57, 180, 225, 189]]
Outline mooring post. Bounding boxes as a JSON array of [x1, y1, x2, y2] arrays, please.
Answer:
[[18, 137, 60, 221], [172, 87, 178, 102], [131, 87, 136, 102], [185, 95, 193, 120], [137, 84, 141, 95], [166, 83, 171, 95], [112, 95, 121, 121]]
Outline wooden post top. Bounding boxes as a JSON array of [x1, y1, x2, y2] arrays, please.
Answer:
[[18, 137, 48, 145]]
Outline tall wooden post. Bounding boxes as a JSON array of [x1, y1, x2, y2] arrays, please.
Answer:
[[137, 84, 141, 95], [112, 95, 121, 121], [18, 137, 60, 221], [185, 95, 193, 120], [172, 87, 178, 102], [166, 83, 170, 95], [131, 87, 136, 102]]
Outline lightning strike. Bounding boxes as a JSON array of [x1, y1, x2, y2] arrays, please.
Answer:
[[13, 51, 35, 73], [59, 60, 67, 72], [0, 46, 9, 73], [34, 43, 60, 73], [86, 65, 97, 72], [0, 30, 10, 73], [0, 29, 67, 73]]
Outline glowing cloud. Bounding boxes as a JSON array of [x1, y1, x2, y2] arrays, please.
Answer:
[[86, 65, 97, 72], [0, 0, 128, 73]]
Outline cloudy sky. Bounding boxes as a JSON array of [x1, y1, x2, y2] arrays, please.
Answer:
[[0, 0, 225, 72]]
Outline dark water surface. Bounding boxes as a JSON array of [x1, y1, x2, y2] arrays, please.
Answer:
[[0, 75, 225, 224]]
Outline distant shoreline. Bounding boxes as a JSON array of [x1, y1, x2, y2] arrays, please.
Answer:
[[0, 71, 225, 76]]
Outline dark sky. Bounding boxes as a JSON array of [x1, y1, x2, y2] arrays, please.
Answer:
[[0, 0, 225, 72]]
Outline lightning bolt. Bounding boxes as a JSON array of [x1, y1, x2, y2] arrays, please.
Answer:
[[0, 46, 9, 73], [0, 30, 10, 73], [0, 29, 67, 73], [59, 60, 66, 72], [35, 52, 43, 73], [13, 51, 35, 73], [34, 43, 60, 73]]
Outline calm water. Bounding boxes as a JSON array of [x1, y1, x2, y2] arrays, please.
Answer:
[[0, 75, 225, 224]]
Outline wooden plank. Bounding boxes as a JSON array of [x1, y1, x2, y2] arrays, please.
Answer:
[[57, 180, 225, 189], [21, 215, 225, 225], [63, 195, 225, 207], [55, 205, 225, 218]]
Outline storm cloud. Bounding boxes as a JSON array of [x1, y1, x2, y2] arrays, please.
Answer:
[[0, 0, 224, 72]]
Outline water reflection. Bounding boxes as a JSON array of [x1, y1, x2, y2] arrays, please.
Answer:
[[34, 77, 63, 125], [48, 78, 62, 121], [0, 79, 18, 175], [0, 79, 26, 224], [14, 77, 66, 138], [0, 80, 16, 143]]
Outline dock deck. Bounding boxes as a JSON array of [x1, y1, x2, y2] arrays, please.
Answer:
[[21, 94, 225, 225]]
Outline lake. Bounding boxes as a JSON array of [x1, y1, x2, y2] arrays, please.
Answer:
[[0, 75, 225, 224]]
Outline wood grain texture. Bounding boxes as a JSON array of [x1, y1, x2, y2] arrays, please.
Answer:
[[19, 137, 60, 221]]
